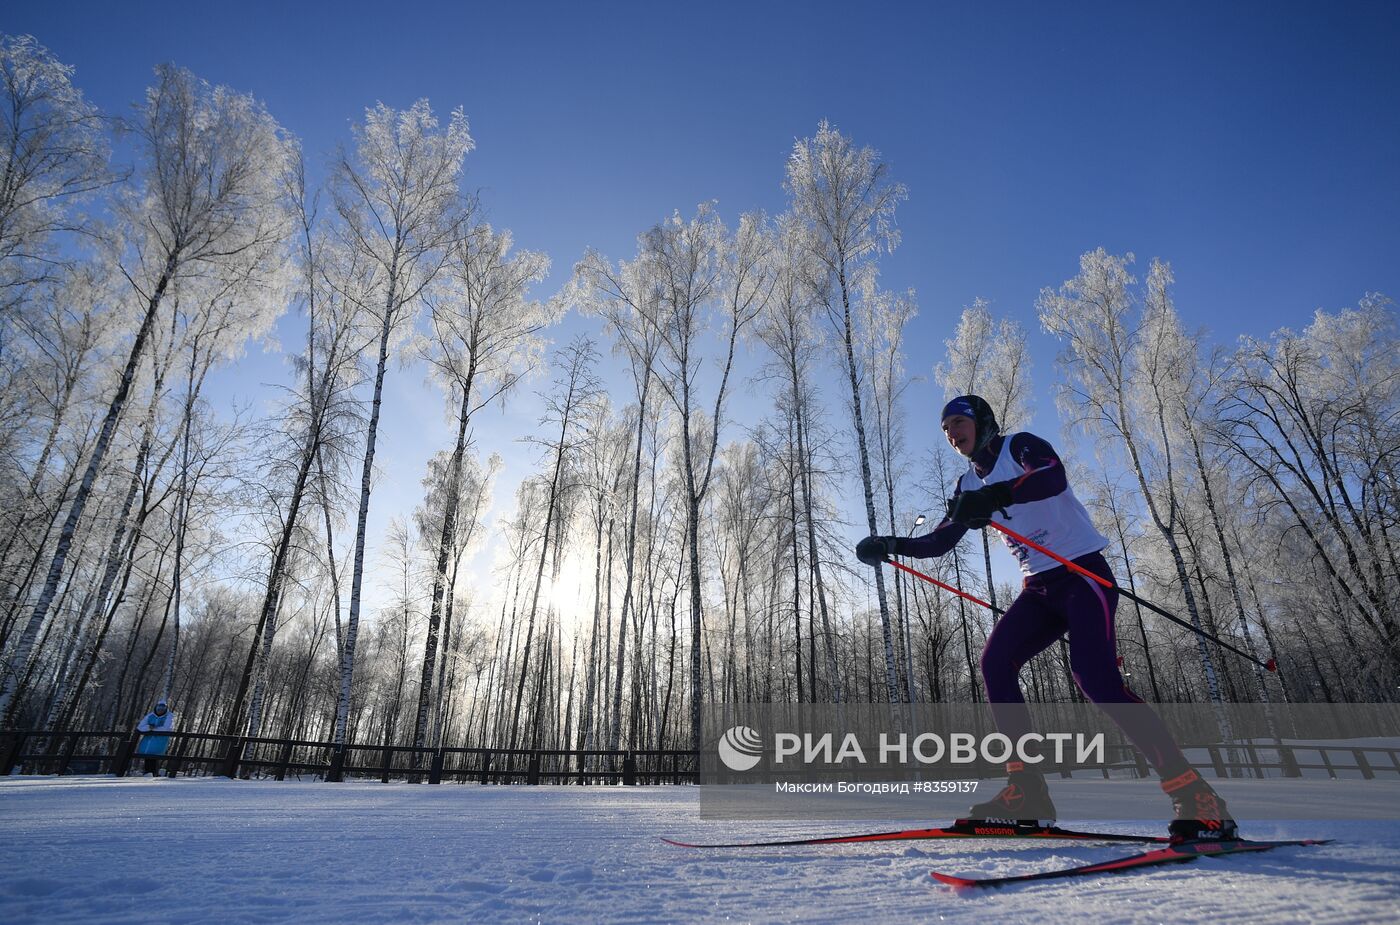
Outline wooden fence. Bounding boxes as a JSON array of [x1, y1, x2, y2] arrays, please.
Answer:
[[4, 729, 1399, 784], [0, 729, 695, 784]]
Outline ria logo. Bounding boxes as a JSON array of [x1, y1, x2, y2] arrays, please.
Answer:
[[717, 726, 764, 771]]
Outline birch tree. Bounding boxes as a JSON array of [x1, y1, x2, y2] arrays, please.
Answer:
[[328, 100, 472, 747], [0, 34, 111, 319], [935, 298, 1033, 434], [416, 448, 498, 747], [218, 150, 367, 743], [0, 65, 293, 722], [0, 264, 112, 632], [412, 219, 552, 749], [572, 240, 667, 748], [1220, 296, 1400, 679], [507, 337, 599, 749], [632, 205, 770, 751], [934, 298, 1034, 612], [149, 251, 287, 725], [573, 400, 625, 758], [786, 121, 907, 704], [1036, 250, 1226, 706], [752, 216, 841, 701]]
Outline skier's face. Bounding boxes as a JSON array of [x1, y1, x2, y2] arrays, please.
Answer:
[[942, 414, 977, 457]]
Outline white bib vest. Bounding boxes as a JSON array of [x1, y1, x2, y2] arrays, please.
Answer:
[[958, 433, 1108, 576]]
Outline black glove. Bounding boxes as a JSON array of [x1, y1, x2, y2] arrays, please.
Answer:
[[946, 481, 1013, 529], [855, 535, 899, 565]]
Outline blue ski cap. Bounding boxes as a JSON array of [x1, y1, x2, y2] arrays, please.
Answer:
[[941, 396, 978, 422]]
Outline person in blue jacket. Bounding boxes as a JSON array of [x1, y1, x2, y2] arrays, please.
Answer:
[[857, 394, 1236, 842], [135, 700, 174, 775]]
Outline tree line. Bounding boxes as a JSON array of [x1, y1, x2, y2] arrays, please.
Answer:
[[1, 35, 1395, 760]]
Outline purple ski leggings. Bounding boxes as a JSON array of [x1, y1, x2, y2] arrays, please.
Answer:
[[981, 551, 1189, 777]]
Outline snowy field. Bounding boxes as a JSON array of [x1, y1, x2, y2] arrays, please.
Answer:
[[3, 777, 1399, 924]]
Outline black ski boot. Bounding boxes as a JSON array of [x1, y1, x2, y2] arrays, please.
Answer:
[[956, 763, 1056, 828], [1163, 768, 1239, 842]]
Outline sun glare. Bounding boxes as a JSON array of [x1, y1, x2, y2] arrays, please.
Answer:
[[544, 555, 589, 632]]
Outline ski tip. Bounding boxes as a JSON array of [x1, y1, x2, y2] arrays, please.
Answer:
[[930, 871, 981, 889], [660, 837, 700, 848]]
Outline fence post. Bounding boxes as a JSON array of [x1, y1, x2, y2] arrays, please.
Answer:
[[219, 737, 245, 778], [166, 738, 185, 779], [55, 732, 81, 775], [429, 748, 445, 785], [3, 731, 29, 776], [1319, 748, 1338, 780], [479, 751, 492, 785], [1280, 745, 1302, 778], [380, 744, 394, 784], [623, 752, 637, 786], [1354, 750, 1374, 780], [527, 752, 541, 785], [326, 745, 346, 783], [275, 741, 294, 781], [1207, 746, 1227, 779], [1245, 744, 1264, 779], [110, 732, 138, 777]]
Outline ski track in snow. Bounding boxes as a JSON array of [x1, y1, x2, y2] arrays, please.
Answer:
[[2, 777, 1399, 924]]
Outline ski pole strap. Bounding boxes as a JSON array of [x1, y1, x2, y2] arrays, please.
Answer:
[[886, 558, 1004, 616], [986, 522, 1277, 673]]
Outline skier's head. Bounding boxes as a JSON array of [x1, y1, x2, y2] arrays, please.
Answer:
[[941, 394, 999, 458], [154, 701, 167, 714]]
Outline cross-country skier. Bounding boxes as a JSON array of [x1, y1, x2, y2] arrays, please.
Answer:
[[855, 394, 1236, 842]]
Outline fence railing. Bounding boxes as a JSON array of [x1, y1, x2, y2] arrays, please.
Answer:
[[0, 729, 696, 784], [3, 729, 1399, 784]]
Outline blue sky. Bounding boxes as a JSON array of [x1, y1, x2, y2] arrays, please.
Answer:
[[8, 1, 1399, 610]]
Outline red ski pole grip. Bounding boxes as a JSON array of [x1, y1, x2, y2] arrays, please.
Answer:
[[1265, 658, 1278, 672]]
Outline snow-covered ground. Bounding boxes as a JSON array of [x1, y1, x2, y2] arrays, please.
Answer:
[[3, 777, 1399, 924]]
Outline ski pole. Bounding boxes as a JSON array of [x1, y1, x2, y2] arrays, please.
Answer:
[[985, 521, 1277, 673], [886, 558, 1004, 616]]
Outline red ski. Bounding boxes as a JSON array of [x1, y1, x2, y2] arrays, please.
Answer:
[[931, 837, 1330, 889], [663, 822, 1170, 849]]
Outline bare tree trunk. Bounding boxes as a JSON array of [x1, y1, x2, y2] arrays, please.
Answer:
[[47, 375, 171, 732], [1, 255, 176, 722], [610, 379, 651, 750], [951, 547, 979, 702], [1100, 487, 1163, 702], [1118, 397, 1229, 723], [1186, 422, 1277, 709], [223, 409, 319, 742], [413, 377, 473, 749], [316, 448, 345, 663], [578, 494, 607, 762], [793, 391, 840, 702], [335, 273, 400, 746], [508, 342, 591, 750], [834, 266, 901, 705]]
